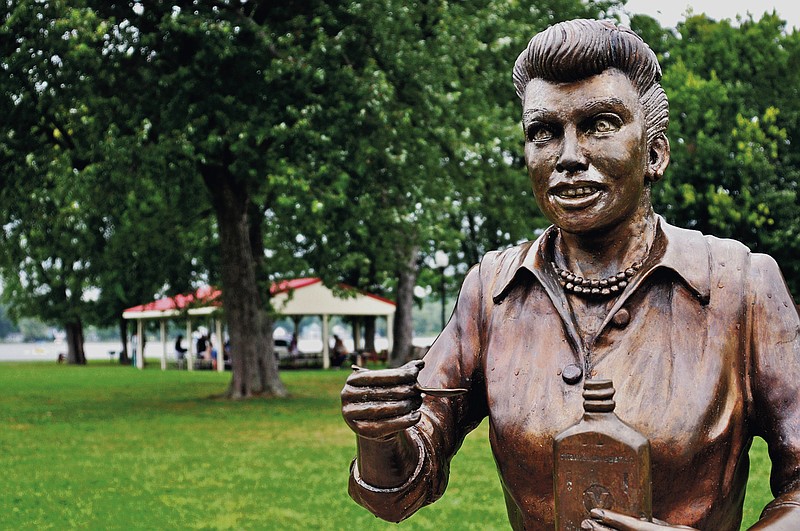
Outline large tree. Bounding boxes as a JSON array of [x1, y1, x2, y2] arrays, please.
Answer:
[[79, 1, 328, 396]]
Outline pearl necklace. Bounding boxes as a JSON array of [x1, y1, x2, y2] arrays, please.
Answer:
[[551, 260, 643, 297]]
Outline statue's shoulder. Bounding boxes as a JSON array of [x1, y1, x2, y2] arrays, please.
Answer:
[[661, 221, 784, 289], [662, 220, 752, 260], [473, 240, 539, 304], [483, 240, 536, 264], [479, 240, 536, 276]]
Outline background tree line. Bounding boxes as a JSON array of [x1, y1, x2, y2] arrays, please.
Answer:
[[2, 1, 799, 397]]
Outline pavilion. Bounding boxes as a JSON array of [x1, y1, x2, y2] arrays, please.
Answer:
[[122, 278, 396, 371]]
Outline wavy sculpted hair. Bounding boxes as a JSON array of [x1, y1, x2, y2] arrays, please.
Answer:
[[512, 19, 669, 146]]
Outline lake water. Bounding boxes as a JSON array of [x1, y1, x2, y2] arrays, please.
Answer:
[[0, 336, 436, 362], [0, 341, 137, 362]]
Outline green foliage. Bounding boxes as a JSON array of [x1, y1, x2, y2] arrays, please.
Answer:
[[636, 13, 800, 295], [0, 362, 773, 529], [2, 3, 98, 325], [1, 1, 212, 334]]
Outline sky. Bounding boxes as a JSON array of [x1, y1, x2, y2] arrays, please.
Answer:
[[621, 0, 800, 30]]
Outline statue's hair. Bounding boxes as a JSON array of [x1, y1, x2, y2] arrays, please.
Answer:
[[513, 19, 669, 145]]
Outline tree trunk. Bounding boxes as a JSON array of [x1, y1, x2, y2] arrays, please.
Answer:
[[65, 318, 87, 365], [388, 245, 419, 368], [208, 173, 286, 398], [248, 200, 287, 397], [118, 317, 130, 365]]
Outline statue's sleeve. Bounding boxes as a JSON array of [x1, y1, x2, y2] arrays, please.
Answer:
[[348, 256, 491, 522], [747, 253, 800, 528]]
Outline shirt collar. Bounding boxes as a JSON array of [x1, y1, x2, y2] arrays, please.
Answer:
[[491, 216, 711, 305]]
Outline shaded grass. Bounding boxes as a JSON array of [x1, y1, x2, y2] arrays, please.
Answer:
[[0, 362, 772, 529]]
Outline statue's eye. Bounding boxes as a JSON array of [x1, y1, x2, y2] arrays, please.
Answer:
[[527, 123, 554, 143], [588, 114, 621, 135]]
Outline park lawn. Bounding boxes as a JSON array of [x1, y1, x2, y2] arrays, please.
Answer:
[[0, 362, 772, 530]]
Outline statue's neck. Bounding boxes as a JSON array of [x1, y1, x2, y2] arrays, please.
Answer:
[[554, 209, 657, 280]]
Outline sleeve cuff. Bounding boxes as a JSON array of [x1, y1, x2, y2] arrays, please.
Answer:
[[351, 427, 426, 493], [348, 427, 434, 522]]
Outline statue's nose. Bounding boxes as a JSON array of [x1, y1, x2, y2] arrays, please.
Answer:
[[555, 128, 588, 173]]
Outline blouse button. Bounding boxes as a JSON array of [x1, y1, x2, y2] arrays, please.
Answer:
[[562, 363, 583, 385], [611, 308, 631, 328]]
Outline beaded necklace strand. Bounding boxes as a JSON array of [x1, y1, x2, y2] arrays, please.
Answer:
[[551, 261, 642, 297]]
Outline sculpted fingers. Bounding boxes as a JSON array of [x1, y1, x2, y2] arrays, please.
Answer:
[[588, 510, 653, 531], [347, 359, 424, 387], [347, 411, 422, 440], [581, 520, 615, 531], [586, 509, 698, 531], [341, 384, 420, 404], [341, 385, 423, 439], [344, 398, 423, 421], [341, 360, 426, 439]]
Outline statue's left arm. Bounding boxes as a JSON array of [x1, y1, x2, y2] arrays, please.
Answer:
[[747, 253, 800, 529]]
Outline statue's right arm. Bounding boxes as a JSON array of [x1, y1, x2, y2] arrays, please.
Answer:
[[746, 254, 800, 529], [341, 259, 490, 522]]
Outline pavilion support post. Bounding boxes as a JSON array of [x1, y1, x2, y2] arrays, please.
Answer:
[[216, 318, 224, 373], [353, 318, 362, 365], [186, 320, 194, 372], [136, 319, 144, 370], [160, 320, 167, 370], [354, 319, 362, 352], [386, 315, 394, 361], [322, 314, 330, 369]]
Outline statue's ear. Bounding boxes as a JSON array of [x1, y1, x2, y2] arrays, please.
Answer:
[[646, 135, 670, 183]]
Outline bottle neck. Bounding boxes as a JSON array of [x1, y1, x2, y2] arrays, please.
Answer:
[[584, 398, 615, 413], [582, 379, 616, 415], [582, 410, 615, 422]]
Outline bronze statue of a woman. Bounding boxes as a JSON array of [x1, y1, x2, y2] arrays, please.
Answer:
[[342, 19, 800, 530]]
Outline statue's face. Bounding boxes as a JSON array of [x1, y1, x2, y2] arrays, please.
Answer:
[[522, 69, 649, 235]]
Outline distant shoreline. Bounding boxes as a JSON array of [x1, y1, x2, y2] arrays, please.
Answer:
[[0, 337, 437, 362]]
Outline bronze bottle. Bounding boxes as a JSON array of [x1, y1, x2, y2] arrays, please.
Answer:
[[553, 379, 652, 530]]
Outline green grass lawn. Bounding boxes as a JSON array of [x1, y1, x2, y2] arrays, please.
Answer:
[[0, 362, 772, 529]]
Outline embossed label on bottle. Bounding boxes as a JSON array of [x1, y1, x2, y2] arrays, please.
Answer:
[[582, 484, 614, 512]]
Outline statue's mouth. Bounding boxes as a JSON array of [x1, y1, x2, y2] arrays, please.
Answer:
[[549, 182, 603, 208], [555, 185, 600, 199]]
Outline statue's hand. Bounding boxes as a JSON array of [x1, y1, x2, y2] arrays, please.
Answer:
[[581, 509, 698, 531], [341, 360, 425, 441]]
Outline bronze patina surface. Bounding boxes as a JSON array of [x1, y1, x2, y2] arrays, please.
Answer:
[[341, 19, 800, 530]]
